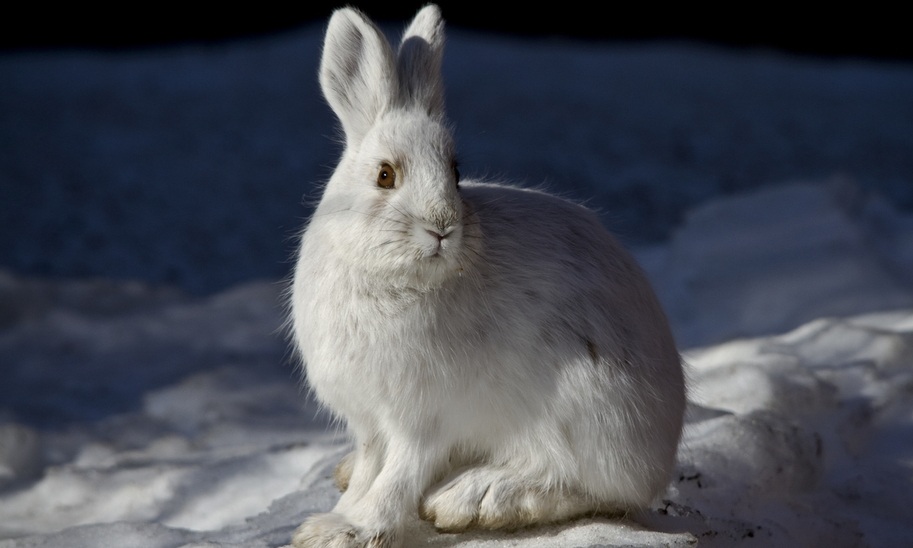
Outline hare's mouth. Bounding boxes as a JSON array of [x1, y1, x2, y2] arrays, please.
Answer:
[[422, 247, 445, 260]]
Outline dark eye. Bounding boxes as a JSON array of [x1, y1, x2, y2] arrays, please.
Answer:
[[377, 162, 396, 189], [453, 162, 461, 187]]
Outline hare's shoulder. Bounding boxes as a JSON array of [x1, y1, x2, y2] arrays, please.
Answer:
[[460, 180, 623, 259]]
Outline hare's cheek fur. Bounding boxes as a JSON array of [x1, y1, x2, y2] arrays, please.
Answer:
[[290, 5, 685, 548]]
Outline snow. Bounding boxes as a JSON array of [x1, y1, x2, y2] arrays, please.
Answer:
[[2, 16, 913, 548]]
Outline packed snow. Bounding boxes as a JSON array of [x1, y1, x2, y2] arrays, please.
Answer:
[[1, 15, 912, 548]]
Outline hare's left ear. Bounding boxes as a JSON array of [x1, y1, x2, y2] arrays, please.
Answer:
[[396, 4, 446, 115]]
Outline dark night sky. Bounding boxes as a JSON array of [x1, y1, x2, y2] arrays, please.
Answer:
[[2, 2, 911, 62]]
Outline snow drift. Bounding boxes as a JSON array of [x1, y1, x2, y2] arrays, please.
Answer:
[[1, 181, 912, 547]]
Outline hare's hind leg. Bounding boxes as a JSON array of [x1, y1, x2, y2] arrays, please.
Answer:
[[334, 450, 356, 492], [420, 466, 599, 533]]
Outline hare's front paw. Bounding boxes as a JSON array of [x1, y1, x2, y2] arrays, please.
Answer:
[[420, 467, 591, 533], [292, 512, 394, 548]]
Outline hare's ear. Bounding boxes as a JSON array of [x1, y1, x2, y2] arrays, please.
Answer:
[[319, 8, 396, 146], [397, 4, 446, 115]]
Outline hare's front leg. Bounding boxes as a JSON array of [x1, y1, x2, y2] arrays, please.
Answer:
[[292, 436, 444, 548], [333, 435, 384, 502]]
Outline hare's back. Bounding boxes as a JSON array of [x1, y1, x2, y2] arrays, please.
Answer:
[[461, 181, 636, 278]]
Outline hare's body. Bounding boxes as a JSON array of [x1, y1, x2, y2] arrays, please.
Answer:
[[290, 6, 684, 548]]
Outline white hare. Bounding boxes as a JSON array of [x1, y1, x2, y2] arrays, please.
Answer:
[[289, 5, 685, 547]]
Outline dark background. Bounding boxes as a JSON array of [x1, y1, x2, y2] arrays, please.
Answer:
[[3, 2, 911, 61], [2, 2, 911, 296]]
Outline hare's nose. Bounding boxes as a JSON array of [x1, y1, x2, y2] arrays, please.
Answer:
[[425, 228, 452, 242]]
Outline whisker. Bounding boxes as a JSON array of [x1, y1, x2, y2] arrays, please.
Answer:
[[382, 197, 410, 218], [377, 195, 416, 225], [312, 207, 410, 227], [461, 246, 486, 263]]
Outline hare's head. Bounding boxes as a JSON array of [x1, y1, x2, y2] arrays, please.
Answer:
[[314, 5, 474, 288]]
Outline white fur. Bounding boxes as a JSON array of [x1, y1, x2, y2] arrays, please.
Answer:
[[290, 5, 686, 547]]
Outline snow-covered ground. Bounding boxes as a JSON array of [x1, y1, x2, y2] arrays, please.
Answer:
[[1, 14, 913, 548]]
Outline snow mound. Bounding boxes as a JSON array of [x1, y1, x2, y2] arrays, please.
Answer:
[[1, 308, 911, 547], [1, 179, 913, 546], [643, 179, 913, 347]]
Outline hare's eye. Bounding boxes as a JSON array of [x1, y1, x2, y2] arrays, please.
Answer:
[[453, 162, 461, 187], [377, 163, 397, 189]]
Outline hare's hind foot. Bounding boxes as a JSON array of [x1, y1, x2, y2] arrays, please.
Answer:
[[419, 466, 596, 533]]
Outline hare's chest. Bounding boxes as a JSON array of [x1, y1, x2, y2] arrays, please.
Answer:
[[303, 288, 451, 416]]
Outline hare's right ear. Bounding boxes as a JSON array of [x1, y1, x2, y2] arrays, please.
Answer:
[[319, 8, 396, 147], [397, 4, 445, 115]]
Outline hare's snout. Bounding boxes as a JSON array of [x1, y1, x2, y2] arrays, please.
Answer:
[[408, 199, 464, 257], [416, 221, 459, 257], [425, 226, 453, 244]]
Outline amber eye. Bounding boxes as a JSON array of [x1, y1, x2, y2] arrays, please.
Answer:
[[377, 162, 396, 189]]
